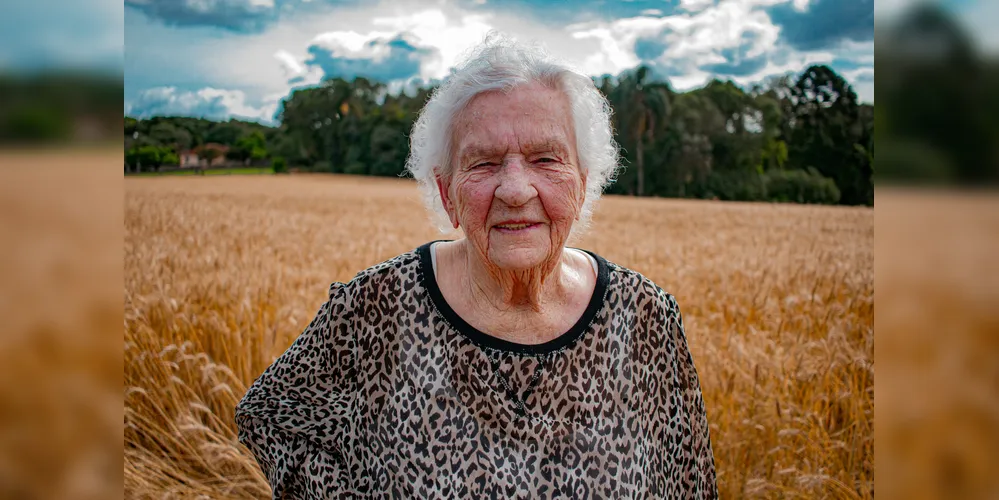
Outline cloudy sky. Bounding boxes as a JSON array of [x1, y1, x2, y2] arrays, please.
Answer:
[[121, 0, 880, 124]]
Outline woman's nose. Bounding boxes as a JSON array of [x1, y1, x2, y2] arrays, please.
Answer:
[[493, 159, 538, 207]]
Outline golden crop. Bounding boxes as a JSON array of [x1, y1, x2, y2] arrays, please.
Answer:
[[124, 174, 873, 499]]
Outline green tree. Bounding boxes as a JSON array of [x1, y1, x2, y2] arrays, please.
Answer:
[[749, 84, 788, 172], [229, 131, 268, 163], [205, 121, 246, 145], [127, 146, 164, 172], [148, 122, 192, 150], [124, 117, 139, 137], [786, 65, 872, 205], [270, 130, 308, 166], [0, 106, 71, 142], [279, 77, 389, 171], [279, 79, 350, 168], [760, 138, 788, 171], [607, 66, 671, 196], [272, 157, 288, 174], [369, 122, 408, 177], [878, 4, 996, 184], [659, 91, 726, 197], [699, 79, 766, 174], [160, 150, 180, 166]]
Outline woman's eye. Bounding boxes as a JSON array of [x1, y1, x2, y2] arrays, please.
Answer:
[[534, 157, 556, 164], [473, 162, 497, 169]]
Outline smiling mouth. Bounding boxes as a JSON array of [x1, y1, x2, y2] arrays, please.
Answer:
[[494, 222, 540, 232]]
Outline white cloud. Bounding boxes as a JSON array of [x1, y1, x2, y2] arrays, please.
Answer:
[[172, 2, 486, 98], [673, 3, 778, 60], [837, 39, 876, 60], [274, 49, 304, 77], [126, 86, 281, 123], [368, 9, 493, 80], [570, 26, 643, 76], [291, 2, 604, 83], [569, 0, 783, 87], [791, 0, 811, 12], [273, 48, 325, 87], [853, 79, 873, 103], [678, 0, 715, 13], [726, 49, 829, 84], [311, 30, 392, 54], [840, 66, 874, 83]]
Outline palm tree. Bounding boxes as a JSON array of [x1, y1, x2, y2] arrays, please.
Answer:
[[609, 66, 671, 196]]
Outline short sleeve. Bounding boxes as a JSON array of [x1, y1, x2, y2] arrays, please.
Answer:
[[664, 293, 718, 499], [235, 282, 357, 499]]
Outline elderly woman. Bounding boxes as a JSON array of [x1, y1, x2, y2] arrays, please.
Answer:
[[236, 36, 717, 499]]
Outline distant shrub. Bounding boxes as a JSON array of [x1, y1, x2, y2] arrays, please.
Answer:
[[272, 157, 288, 174], [344, 162, 367, 176], [703, 170, 768, 202], [763, 168, 841, 205], [696, 168, 840, 204], [0, 106, 71, 142], [875, 140, 953, 184], [161, 150, 179, 166]]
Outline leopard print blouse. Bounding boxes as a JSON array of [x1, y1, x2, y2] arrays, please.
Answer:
[[235, 241, 717, 499]]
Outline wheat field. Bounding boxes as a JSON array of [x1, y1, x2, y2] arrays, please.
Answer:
[[124, 174, 874, 499]]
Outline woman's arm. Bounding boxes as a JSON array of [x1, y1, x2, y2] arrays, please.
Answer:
[[664, 292, 719, 499], [235, 282, 357, 499]]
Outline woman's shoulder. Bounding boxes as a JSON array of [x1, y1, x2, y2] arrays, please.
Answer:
[[324, 245, 426, 305], [597, 255, 682, 316]]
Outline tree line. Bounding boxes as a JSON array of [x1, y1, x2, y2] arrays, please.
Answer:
[[125, 64, 874, 206], [1, 71, 121, 144], [876, 4, 999, 186]]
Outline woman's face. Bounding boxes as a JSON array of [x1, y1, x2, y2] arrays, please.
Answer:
[[438, 82, 586, 271]]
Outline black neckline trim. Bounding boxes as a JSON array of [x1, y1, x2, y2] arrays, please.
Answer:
[[416, 240, 610, 356]]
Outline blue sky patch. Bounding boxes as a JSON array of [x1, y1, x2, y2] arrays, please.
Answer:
[[461, 0, 681, 23], [768, 0, 874, 51], [700, 53, 768, 76], [304, 35, 437, 84], [634, 33, 670, 61]]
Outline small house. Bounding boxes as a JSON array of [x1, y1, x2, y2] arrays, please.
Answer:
[[180, 143, 230, 168]]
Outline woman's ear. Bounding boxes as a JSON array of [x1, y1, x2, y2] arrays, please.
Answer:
[[435, 170, 460, 229]]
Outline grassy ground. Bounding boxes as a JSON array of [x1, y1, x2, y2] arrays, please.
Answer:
[[128, 167, 274, 177]]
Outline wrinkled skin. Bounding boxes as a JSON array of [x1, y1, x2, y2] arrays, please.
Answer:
[[434, 82, 594, 338]]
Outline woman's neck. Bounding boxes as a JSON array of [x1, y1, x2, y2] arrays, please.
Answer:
[[453, 238, 570, 315]]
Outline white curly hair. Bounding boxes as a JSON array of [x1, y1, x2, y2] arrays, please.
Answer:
[[405, 32, 620, 238]]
